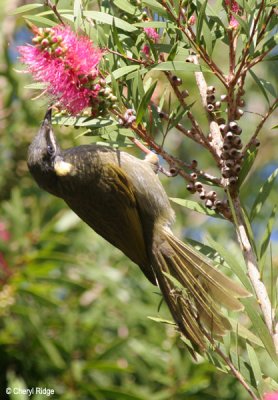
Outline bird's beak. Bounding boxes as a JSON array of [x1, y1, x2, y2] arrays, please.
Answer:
[[43, 108, 52, 125]]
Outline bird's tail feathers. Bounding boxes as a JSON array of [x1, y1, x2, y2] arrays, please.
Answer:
[[152, 228, 250, 350]]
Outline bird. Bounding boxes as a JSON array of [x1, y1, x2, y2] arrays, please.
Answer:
[[27, 108, 250, 351]]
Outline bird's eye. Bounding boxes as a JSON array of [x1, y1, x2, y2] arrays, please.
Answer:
[[47, 144, 55, 156]]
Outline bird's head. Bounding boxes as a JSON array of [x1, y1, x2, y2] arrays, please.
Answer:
[[27, 108, 62, 194], [28, 108, 60, 171]]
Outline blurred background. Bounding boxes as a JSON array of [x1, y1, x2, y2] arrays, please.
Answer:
[[0, 1, 277, 399]]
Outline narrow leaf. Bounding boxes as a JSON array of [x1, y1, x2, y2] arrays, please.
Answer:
[[196, 0, 208, 44], [136, 81, 157, 124], [250, 168, 278, 221], [148, 316, 175, 325], [238, 148, 258, 186], [229, 320, 263, 347], [24, 15, 57, 27], [83, 11, 137, 32], [170, 198, 224, 219], [167, 42, 179, 62], [246, 342, 264, 395], [206, 236, 252, 291], [114, 0, 138, 15], [12, 3, 43, 14], [242, 298, 278, 366], [73, 0, 83, 30], [259, 205, 277, 270], [152, 61, 205, 72], [142, 0, 168, 16], [249, 70, 277, 104], [108, 65, 140, 82]]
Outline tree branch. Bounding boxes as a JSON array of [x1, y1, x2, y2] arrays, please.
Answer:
[[232, 195, 278, 353]]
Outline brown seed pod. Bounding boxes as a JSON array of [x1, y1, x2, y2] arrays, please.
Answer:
[[217, 118, 226, 125], [226, 131, 234, 140], [229, 148, 241, 158], [221, 167, 233, 178], [225, 159, 235, 168], [186, 183, 196, 192], [229, 176, 238, 185], [194, 181, 203, 191], [207, 86, 215, 94], [205, 199, 213, 208], [190, 172, 198, 180], [223, 142, 232, 151], [207, 103, 215, 112], [221, 151, 230, 160], [191, 160, 198, 169], [207, 190, 217, 199]]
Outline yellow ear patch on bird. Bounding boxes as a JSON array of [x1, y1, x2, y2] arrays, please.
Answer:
[[54, 160, 73, 176]]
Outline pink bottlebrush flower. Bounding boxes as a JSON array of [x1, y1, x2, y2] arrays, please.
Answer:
[[225, 0, 240, 28], [0, 222, 10, 242], [144, 27, 160, 43], [188, 15, 196, 26], [142, 44, 150, 56], [18, 25, 103, 114], [264, 393, 278, 400]]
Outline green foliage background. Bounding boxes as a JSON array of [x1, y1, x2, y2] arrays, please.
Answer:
[[0, 0, 277, 399]]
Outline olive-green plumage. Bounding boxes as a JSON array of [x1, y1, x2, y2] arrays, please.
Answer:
[[28, 109, 250, 350]]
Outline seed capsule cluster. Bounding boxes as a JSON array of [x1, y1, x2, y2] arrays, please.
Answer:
[[219, 120, 244, 184], [91, 79, 118, 117], [206, 86, 221, 113]]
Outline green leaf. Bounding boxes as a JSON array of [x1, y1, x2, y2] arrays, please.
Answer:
[[259, 205, 277, 270], [229, 320, 263, 347], [266, 0, 278, 5], [108, 65, 140, 82], [235, 0, 252, 14], [27, 311, 66, 369], [24, 15, 57, 27], [238, 148, 258, 186], [249, 70, 277, 103], [250, 168, 278, 221], [152, 61, 205, 72], [167, 42, 179, 62], [73, 0, 83, 30], [134, 21, 174, 29], [136, 81, 157, 124], [83, 11, 138, 32], [206, 236, 252, 291], [114, 0, 138, 15], [261, 33, 278, 57], [52, 116, 114, 129], [148, 316, 175, 325], [170, 198, 224, 219], [142, 0, 168, 16], [246, 342, 264, 395], [24, 82, 48, 90], [92, 388, 147, 400], [12, 3, 43, 14], [202, 19, 213, 56], [242, 298, 278, 366], [196, 0, 208, 44]]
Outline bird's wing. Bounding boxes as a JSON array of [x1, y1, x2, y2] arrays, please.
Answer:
[[63, 161, 156, 284]]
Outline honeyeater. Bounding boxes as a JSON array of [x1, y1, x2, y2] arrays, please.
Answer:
[[27, 108, 249, 350]]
